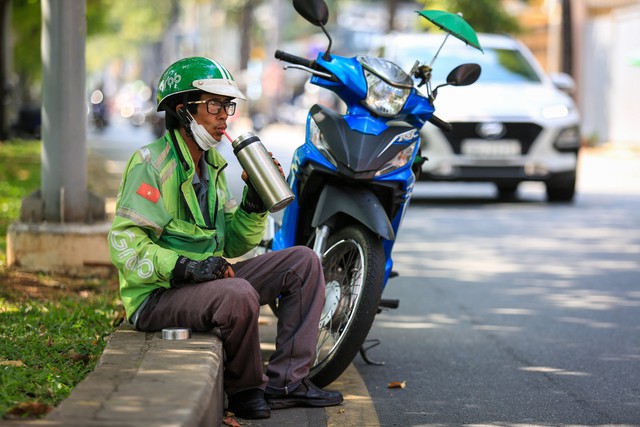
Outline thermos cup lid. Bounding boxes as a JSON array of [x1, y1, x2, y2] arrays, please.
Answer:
[[162, 328, 191, 340]]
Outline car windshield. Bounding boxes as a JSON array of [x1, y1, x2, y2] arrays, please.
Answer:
[[387, 42, 542, 85]]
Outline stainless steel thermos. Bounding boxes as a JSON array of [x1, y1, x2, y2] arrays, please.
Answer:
[[231, 131, 295, 212]]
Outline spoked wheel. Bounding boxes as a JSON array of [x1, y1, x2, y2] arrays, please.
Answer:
[[308, 224, 385, 388]]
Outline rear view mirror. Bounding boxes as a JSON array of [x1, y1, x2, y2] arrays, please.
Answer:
[[293, 0, 329, 26], [446, 63, 481, 87]]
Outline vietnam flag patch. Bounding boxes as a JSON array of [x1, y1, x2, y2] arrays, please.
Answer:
[[136, 182, 161, 203]]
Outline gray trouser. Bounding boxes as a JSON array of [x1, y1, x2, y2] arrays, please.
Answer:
[[136, 246, 325, 395]]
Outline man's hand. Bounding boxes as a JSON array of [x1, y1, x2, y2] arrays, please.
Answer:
[[241, 179, 267, 213], [240, 152, 283, 214], [224, 265, 235, 278], [171, 256, 231, 287]]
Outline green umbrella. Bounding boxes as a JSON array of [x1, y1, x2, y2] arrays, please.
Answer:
[[416, 9, 483, 66]]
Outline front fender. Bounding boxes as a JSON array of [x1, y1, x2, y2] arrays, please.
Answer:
[[311, 185, 395, 240]]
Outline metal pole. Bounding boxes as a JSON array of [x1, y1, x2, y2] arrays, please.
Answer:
[[41, 0, 88, 222], [561, 0, 573, 76]]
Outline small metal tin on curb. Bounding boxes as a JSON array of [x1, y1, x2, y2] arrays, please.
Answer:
[[162, 328, 191, 340]]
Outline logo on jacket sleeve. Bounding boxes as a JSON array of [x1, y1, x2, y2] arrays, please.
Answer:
[[136, 182, 161, 203]]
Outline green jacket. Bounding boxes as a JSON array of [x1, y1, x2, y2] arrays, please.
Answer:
[[108, 130, 267, 319]]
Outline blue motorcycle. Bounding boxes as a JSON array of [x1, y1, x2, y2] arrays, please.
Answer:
[[267, 0, 481, 387]]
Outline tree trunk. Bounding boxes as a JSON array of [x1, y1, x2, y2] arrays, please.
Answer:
[[0, 0, 10, 141], [387, 0, 399, 33], [240, 0, 256, 71]]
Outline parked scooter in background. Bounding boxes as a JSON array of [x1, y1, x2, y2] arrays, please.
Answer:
[[89, 89, 109, 131]]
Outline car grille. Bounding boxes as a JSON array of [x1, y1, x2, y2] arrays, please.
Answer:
[[442, 122, 543, 155]]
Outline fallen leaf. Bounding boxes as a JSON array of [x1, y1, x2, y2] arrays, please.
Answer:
[[387, 380, 406, 389], [338, 408, 346, 414], [68, 349, 91, 365], [222, 416, 241, 427], [0, 360, 25, 367], [6, 401, 53, 418]]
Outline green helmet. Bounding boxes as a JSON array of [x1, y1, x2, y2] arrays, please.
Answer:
[[156, 56, 246, 112]]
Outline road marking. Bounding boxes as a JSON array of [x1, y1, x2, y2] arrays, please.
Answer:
[[326, 364, 380, 426]]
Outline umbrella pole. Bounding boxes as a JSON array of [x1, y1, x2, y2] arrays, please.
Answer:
[[429, 32, 450, 67]]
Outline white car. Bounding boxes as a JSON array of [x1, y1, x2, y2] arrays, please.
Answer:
[[376, 33, 581, 202]]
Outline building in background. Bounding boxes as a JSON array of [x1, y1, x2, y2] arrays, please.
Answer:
[[510, 0, 640, 147], [575, 0, 640, 147]]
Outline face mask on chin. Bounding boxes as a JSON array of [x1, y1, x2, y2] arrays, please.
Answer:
[[185, 110, 220, 151]]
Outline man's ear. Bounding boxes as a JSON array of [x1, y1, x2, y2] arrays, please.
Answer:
[[175, 103, 188, 121]]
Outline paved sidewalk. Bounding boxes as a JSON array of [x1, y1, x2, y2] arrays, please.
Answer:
[[3, 325, 224, 427], [222, 309, 380, 427]]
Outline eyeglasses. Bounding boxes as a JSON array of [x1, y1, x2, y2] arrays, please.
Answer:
[[187, 99, 236, 116]]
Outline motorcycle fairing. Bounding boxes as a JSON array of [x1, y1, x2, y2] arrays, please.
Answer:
[[311, 105, 416, 176]]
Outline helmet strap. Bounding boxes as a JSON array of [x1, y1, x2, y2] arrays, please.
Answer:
[[174, 107, 193, 136]]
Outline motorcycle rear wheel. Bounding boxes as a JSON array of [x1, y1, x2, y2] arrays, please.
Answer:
[[308, 224, 385, 387]]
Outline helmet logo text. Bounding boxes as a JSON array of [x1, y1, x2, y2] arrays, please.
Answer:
[[159, 72, 182, 93]]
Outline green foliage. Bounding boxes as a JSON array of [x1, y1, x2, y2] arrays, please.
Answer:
[[0, 140, 41, 265], [10, 0, 173, 98], [0, 290, 120, 418], [10, 0, 110, 91], [85, 0, 174, 73], [10, 0, 42, 86], [419, 0, 521, 35]]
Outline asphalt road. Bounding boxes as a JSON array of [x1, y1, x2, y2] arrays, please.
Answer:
[[355, 148, 640, 426]]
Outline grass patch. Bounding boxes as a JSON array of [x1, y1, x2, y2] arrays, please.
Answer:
[[0, 139, 41, 266], [0, 140, 122, 419], [0, 284, 122, 419]]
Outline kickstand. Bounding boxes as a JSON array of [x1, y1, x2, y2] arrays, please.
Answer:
[[359, 339, 385, 366]]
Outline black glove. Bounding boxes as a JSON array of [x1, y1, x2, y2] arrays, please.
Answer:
[[170, 256, 230, 287], [241, 182, 267, 214]]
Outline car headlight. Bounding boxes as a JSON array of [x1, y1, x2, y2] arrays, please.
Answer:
[[363, 70, 410, 117], [309, 118, 337, 167], [375, 142, 417, 177], [542, 104, 570, 119]]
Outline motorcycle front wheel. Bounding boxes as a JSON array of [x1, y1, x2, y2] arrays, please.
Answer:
[[309, 224, 385, 388]]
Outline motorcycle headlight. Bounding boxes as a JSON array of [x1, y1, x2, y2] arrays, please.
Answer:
[[375, 142, 417, 177], [309, 118, 337, 167], [363, 70, 410, 117]]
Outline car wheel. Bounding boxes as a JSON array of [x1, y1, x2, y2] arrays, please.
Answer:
[[546, 171, 576, 202], [496, 183, 519, 200]]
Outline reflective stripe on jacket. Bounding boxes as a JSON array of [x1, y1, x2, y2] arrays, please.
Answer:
[[108, 129, 267, 319]]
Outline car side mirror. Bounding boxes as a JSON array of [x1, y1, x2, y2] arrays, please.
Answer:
[[549, 72, 576, 95]]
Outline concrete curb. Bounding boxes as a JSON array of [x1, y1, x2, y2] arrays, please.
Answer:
[[4, 324, 224, 427]]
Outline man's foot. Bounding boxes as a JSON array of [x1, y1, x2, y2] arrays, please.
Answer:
[[227, 388, 271, 419], [265, 378, 344, 409]]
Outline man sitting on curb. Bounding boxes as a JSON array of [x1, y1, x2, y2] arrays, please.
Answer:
[[108, 56, 343, 419]]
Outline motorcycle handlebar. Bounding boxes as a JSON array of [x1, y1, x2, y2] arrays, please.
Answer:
[[428, 115, 453, 132], [275, 50, 314, 69]]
